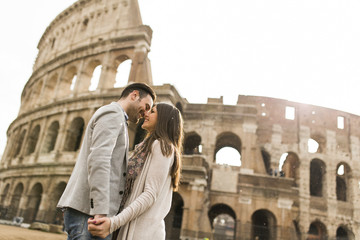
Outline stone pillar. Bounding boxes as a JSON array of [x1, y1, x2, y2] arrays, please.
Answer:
[[97, 51, 117, 90], [241, 122, 258, 172], [128, 44, 153, 85]]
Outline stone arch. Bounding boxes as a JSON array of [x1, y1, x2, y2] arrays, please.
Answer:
[[306, 221, 327, 240], [261, 148, 271, 175], [184, 132, 202, 155], [280, 152, 300, 180], [13, 129, 26, 158], [23, 183, 43, 223], [42, 73, 58, 103], [77, 59, 101, 93], [165, 192, 184, 240], [8, 182, 24, 219], [58, 66, 77, 98], [336, 162, 351, 202], [46, 181, 66, 224], [41, 121, 60, 153], [336, 225, 354, 240], [88, 60, 102, 91], [214, 132, 241, 166], [114, 56, 132, 87], [310, 158, 326, 197], [208, 204, 236, 240], [63, 117, 85, 151], [29, 80, 43, 109], [25, 125, 41, 155], [0, 183, 10, 218], [310, 133, 326, 153], [251, 209, 277, 240]]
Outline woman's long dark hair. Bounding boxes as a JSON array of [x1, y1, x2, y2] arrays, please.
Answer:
[[142, 103, 183, 191]]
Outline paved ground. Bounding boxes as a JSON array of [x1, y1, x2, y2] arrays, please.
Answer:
[[0, 224, 67, 240]]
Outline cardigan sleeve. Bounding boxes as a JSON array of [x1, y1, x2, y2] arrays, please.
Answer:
[[88, 108, 124, 215], [109, 140, 173, 233]]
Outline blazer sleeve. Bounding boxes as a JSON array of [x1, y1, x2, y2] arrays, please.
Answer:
[[88, 109, 124, 215], [109, 140, 173, 232]]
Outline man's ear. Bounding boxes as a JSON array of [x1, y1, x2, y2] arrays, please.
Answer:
[[130, 90, 139, 100]]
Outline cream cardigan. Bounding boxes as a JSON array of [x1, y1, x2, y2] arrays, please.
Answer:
[[110, 140, 174, 240]]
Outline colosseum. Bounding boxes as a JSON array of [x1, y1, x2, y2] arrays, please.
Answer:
[[0, 0, 359, 239]]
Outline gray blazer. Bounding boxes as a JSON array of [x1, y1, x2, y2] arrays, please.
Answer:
[[58, 102, 128, 216]]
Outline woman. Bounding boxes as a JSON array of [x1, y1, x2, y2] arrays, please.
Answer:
[[88, 103, 183, 240]]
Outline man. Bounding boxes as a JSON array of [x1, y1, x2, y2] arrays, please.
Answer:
[[58, 82, 156, 240]]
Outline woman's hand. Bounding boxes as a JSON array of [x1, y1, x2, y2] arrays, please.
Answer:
[[88, 217, 111, 238]]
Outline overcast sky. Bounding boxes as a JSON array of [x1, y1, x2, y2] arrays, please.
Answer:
[[0, 0, 360, 155]]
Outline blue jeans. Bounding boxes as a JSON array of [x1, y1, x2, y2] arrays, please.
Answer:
[[64, 208, 111, 240]]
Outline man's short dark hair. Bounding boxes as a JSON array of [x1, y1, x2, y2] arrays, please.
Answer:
[[120, 83, 156, 101]]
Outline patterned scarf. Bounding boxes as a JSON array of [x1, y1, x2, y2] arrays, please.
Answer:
[[112, 141, 148, 240]]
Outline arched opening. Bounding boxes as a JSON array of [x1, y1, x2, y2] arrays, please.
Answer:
[[310, 159, 326, 197], [306, 221, 327, 240], [336, 225, 354, 240], [0, 184, 10, 218], [208, 204, 236, 240], [89, 65, 102, 91], [29, 80, 43, 108], [279, 152, 300, 179], [41, 121, 59, 153], [251, 209, 277, 240], [13, 130, 26, 158], [310, 134, 326, 153], [23, 183, 43, 223], [8, 183, 24, 220], [114, 59, 132, 87], [42, 74, 58, 103], [336, 163, 351, 202], [215, 132, 241, 166], [58, 66, 77, 98], [216, 147, 241, 167], [184, 132, 202, 155], [63, 117, 84, 151], [164, 192, 184, 240], [261, 148, 271, 175], [308, 138, 319, 153], [25, 125, 41, 155], [47, 182, 66, 224]]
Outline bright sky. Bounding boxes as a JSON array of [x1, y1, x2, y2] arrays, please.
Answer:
[[0, 0, 360, 155]]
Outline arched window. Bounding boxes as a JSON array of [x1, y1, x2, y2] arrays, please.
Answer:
[[64, 117, 85, 151], [23, 183, 43, 223], [310, 159, 326, 197], [307, 221, 327, 240], [164, 192, 184, 240], [336, 163, 351, 202], [47, 182, 67, 224], [279, 152, 300, 179], [336, 225, 353, 240], [42, 74, 58, 103], [308, 138, 319, 153], [261, 148, 271, 175], [8, 183, 24, 219], [114, 59, 132, 87], [41, 121, 59, 153], [58, 66, 77, 98], [89, 65, 102, 91], [25, 125, 41, 155], [208, 204, 236, 240], [184, 132, 202, 155], [215, 132, 241, 167], [0, 184, 10, 206], [251, 209, 277, 240], [13, 130, 26, 158]]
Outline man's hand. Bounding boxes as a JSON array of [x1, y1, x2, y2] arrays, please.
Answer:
[[88, 217, 111, 238]]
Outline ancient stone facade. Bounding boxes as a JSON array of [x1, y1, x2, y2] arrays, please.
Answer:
[[0, 0, 359, 239]]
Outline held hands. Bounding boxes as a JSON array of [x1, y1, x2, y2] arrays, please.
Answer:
[[88, 216, 111, 238]]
